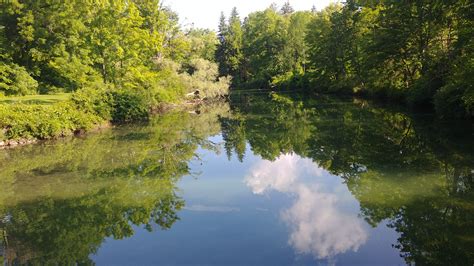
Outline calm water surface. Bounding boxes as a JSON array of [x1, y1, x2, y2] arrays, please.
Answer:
[[0, 94, 473, 265]]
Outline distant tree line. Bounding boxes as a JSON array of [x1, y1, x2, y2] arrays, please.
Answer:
[[216, 1, 474, 118]]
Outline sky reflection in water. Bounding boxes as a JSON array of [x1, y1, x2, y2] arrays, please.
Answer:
[[2, 96, 472, 265], [245, 153, 368, 259], [92, 138, 403, 265]]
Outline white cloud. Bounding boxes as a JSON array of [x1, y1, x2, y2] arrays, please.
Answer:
[[166, 0, 335, 30], [282, 185, 368, 258], [245, 153, 368, 259], [245, 154, 323, 194]]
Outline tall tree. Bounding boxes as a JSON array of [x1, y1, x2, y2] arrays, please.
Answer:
[[227, 7, 243, 83], [216, 12, 229, 76], [281, 1, 295, 15]]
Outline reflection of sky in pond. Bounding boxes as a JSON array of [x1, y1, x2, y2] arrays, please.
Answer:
[[92, 136, 404, 265], [245, 154, 368, 259]]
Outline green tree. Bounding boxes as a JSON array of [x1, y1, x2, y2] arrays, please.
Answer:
[[241, 7, 287, 88], [215, 8, 243, 85], [186, 28, 218, 61], [227, 8, 244, 84], [216, 12, 229, 76]]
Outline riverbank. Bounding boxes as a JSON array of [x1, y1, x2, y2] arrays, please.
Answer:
[[0, 90, 225, 149]]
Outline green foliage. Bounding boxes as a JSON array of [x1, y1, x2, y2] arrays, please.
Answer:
[[0, 0, 228, 106], [186, 28, 219, 61], [109, 89, 151, 122], [215, 8, 243, 84], [304, 0, 474, 117], [152, 60, 187, 103], [306, 3, 360, 93], [240, 8, 290, 88], [71, 85, 114, 120], [0, 0, 231, 142], [0, 62, 38, 95], [0, 102, 102, 140], [218, 1, 473, 118], [216, 5, 313, 89], [434, 9, 474, 118], [181, 58, 230, 98], [73, 85, 152, 123]]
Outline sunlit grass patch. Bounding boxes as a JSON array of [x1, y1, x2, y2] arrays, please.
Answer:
[[0, 93, 70, 105]]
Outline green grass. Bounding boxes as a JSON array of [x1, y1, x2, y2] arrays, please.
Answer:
[[0, 93, 70, 105]]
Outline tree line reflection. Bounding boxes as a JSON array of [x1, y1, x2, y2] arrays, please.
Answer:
[[222, 93, 474, 265], [0, 94, 472, 265], [0, 103, 230, 265]]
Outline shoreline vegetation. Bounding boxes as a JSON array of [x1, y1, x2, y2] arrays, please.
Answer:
[[1, 1, 473, 148], [0, 0, 230, 147], [0, 92, 227, 148]]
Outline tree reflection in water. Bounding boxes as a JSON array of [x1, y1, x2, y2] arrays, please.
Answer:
[[0, 103, 230, 265], [0, 93, 472, 265], [222, 92, 474, 265]]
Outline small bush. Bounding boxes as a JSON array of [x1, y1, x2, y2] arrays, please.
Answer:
[[434, 54, 474, 118], [434, 84, 467, 118], [0, 62, 38, 96], [109, 89, 151, 122], [71, 84, 114, 120], [74, 85, 152, 123]]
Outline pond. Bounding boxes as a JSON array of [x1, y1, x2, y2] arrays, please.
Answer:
[[0, 93, 473, 265]]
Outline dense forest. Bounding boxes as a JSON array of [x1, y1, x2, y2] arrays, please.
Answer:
[[216, 1, 474, 118]]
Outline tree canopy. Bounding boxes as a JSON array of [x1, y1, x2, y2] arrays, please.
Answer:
[[0, 0, 229, 101], [216, 1, 474, 118]]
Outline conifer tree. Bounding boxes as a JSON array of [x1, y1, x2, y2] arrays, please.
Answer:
[[281, 1, 294, 15]]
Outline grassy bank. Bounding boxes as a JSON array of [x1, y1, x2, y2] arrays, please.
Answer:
[[0, 93, 103, 145], [0, 88, 199, 147], [0, 94, 70, 105]]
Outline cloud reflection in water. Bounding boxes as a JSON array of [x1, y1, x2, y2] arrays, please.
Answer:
[[245, 154, 368, 259]]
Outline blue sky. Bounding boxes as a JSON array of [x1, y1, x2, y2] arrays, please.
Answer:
[[166, 0, 334, 30]]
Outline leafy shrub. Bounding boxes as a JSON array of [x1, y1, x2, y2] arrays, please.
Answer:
[[0, 102, 102, 140], [152, 59, 187, 103], [434, 54, 474, 118], [434, 84, 469, 118], [0, 56, 231, 142], [47, 55, 103, 92], [180, 58, 230, 99], [271, 71, 309, 90], [109, 89, 151, 122], [0, 62, 38, 96], [71, 84, 114, 120], [73, 85, 152, 123]]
